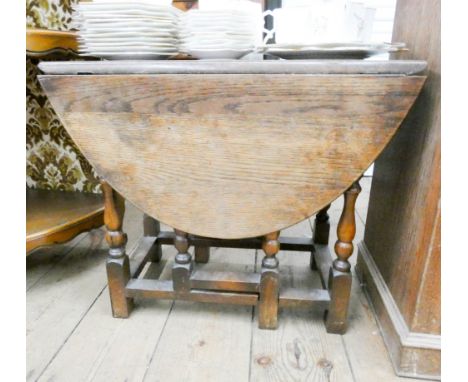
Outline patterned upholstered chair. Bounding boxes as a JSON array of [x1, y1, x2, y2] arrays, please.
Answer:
[[26, 0, 103, 254]]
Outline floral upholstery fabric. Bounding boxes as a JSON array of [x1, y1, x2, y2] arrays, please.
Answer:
[[26, 0, 75, 30], [26, 0, 101, 193]]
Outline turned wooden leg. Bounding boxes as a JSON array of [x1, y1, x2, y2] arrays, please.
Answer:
[[172, 229, 193, 293], [102, 181, 133, 318], [311, 204, 331, 270], [258, 231, 280, 330], [325, 181, 361, 334], [194, 246, 210, 264], [143, 214, 162, 262]]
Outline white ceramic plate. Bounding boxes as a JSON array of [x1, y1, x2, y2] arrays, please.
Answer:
[[79, 52, 177, 60], [183, 48, 252, 59], [79, 28, 177, 36], [81, 42, 177, 49], [78, 35, 177, 42], [76, 18, 178, 27], [180, 9, 259, 17], [76, 17, 177, 24], [180, 31, 259, 39], [75, 13, 176, 20], [181, 20, 259, 29], [78, 46, 178, 54], [181, 35, 255, 42], [80, 23, 177, 33], [79, 39, 177, 46], [179, 15, 262, 24], [180, 26, 257, 33], [74, 3, 182, 14], [80, 32, 177, 40], [73, 9, 180, 19], [78, 31, 178, 38], [78, 36, 177, 42], [181, 42, 254, 49], [181, 41, 256, 48]]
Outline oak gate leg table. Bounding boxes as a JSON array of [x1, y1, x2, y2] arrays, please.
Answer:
[[38, 60, 426, 333]]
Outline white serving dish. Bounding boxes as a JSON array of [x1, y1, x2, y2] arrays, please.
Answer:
[[259, 42, 407, 59]]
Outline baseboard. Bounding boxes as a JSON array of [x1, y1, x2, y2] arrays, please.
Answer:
[[356, 241, 441, 380]]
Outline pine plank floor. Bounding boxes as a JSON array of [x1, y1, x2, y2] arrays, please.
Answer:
[[26, 177, 419, 382]]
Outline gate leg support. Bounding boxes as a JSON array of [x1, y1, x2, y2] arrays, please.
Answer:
[[258, 231, 280, 329], [172, 229, 193, 293], [326, 181, 361, 334]]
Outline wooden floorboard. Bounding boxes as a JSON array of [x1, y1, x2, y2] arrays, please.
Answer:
[[27, 184, 419, 382], [142, 246, 255, 382], [26, 234, 85, 291], [250, 219, 354, 382], [38, 260, 173, 382], [26, 201, 143, 382]]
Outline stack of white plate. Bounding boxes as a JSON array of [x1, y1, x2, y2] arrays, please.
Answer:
[[179, 9, 262, 59], [72, 0, 181, 60]]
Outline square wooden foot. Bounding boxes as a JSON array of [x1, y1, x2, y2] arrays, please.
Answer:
[[325, 267, 352, 334], [173, 261, 193, 293], [258, 268, 279, 329], [194, 246, 210, 263], [106, 256, 133, 318]]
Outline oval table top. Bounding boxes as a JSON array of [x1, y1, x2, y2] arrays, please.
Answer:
[[38, 60, 426, 239]]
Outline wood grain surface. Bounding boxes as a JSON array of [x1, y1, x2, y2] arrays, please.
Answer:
[[26, 188, 104, 253], [39, 73, 425, 239]]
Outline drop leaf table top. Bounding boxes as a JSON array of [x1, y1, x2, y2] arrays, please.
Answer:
[[38, 59, 426, 239]]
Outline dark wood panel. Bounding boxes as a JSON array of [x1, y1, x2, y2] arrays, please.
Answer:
[[359, 0, 440, 378], [364, 0, 440, 334]]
